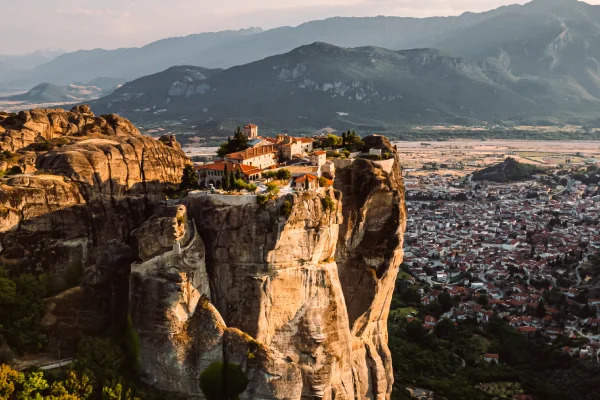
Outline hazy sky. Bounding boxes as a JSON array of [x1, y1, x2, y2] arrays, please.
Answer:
[[2, 0, 598, 54]]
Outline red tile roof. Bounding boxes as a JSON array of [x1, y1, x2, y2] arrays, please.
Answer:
[[225, 145, 277, 161], [294, 173, 318, 183], [196, 161, 262, 175]]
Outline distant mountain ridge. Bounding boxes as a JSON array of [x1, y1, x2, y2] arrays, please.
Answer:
[[88, 39, 600, 133], [5, 0, 600, 91], [3, 80, 121, 104]]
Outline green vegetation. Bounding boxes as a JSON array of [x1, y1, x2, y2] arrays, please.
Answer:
[[321, 196, 335, 212], [390, 282, 600, 400], [0, 336, 148, 399], [281, 200, 293, 218], [0, 270, 48, 354], [179, 164, 199, 191], [216, 127, 249, 158], [262, 169, 291, 182], [232, 179, 257, 192], [341, 130, 364, 151], [199, 362, 248, 400]]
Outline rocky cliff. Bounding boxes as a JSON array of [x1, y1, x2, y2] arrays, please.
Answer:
[[0, 108, 406, 399], [0, 106, 189, 348], [130, 138, 406, 399]]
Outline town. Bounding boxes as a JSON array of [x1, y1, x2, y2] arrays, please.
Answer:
[[399, 161, 600, 363]]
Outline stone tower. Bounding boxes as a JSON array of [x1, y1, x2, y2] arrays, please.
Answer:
[[244, 123, 258, 139]]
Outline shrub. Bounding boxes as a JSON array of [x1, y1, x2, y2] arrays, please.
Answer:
[[266, 182, 280, 196], [281, 200, 293, 217], [262, 171, 277, 181], [200, 362, 248, 400], [322, 196, 335, 212], [232, 179, 257, 192], [318, 177, 329, 187], [257, 194, 269, 205], [276, 169, 292, 181]]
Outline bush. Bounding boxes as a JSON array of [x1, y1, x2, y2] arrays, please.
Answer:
[[322, 196, 335, 212], [200, 362, 248, 400], [318, 177, 329, 187], [281, 201, 293, 217], [276, 169, 292, 181], [257, 194, 269, 205], [266, 183, 280, 196], [232, 179, 257, 192], [262, 171, 277, 181]]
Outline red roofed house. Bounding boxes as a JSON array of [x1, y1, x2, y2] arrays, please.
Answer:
[[484, 353, 499, 363], [224, 144, 278, 170], [197, 161, 262, 189], [424, 316, 437, 327], [293, 174, 319, 190]]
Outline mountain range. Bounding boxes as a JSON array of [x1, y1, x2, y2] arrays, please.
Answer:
[[4, 0, 600, 132]]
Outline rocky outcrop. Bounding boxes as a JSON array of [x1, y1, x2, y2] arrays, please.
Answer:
[[0, 105, 140, 153], [0, 106, 189, 351], [130, 138, 406, 399]]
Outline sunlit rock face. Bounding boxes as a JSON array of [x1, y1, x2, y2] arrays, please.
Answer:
[[0, 106, 189, 351], [131, 135, 406, 399]]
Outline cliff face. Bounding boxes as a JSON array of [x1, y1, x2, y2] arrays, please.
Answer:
[[0, 106, 189, 348], [130, 139, 406, 399]]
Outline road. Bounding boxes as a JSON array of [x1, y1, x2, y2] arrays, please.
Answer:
[[39, 358, 74, 371]]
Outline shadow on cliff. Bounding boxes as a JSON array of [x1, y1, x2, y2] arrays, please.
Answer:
[[0, 177, 174, 356]]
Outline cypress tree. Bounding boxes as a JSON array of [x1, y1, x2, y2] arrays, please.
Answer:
[[230, 171, 236, 189], [223, 164, 229, 190]]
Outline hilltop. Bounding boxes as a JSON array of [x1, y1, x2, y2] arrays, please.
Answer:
[[472, 157, 544, 182]]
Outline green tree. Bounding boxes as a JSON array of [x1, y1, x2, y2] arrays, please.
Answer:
[[179, 165, 199, 191], [223, 164, 230, 190], [15, 371, 49, 400], [200, 362, 249, 400], [50, 372, 94, 400], [438, 291, 453, 313], [325, 134, 342, 149], [434, 318, 456, 340], [101, 380, 140, 400], [406, 320, 426, 343], [216, 127, 249, 157], [477, 294, 489, 307], [0, 273, 48, 354], [0, 364, 21, 399], [74, 337, 125, 387], [276, 169, 291, 181], [229, 171, 235, 190], [536, 299, 547, 319]]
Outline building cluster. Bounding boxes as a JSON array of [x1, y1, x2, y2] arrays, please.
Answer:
[[403, 171, 600, 361], [195, 124, 334, 190]]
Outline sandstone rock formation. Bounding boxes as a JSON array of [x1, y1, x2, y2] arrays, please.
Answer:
[[0, 106, 189, 350], [130, 137, 406, 399]]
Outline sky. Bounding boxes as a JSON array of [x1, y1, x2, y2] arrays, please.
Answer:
[[2, 0, 599, 54]]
